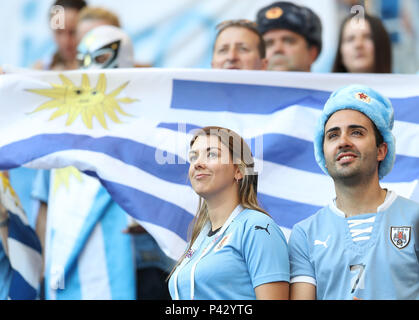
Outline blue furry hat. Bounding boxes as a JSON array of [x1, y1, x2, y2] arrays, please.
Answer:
[[313, 84, 395, 180]]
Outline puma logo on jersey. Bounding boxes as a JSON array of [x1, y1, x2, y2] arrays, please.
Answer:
[[255, 224, 270, 235], [314, 235, 330, 248]]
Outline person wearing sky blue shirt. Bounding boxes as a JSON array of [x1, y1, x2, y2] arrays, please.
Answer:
[[168, 126, 289, 300], [289, 84, 419, 300]]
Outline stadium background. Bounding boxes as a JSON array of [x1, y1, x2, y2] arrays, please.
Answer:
[[1, 0, 418, 73]]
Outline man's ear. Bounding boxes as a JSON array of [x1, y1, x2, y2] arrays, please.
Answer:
[[377, 142, 388, 162], [309, 45, 319, 64]]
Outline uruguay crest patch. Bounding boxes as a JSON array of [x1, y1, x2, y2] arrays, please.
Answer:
[[390, 226, 411, 249]]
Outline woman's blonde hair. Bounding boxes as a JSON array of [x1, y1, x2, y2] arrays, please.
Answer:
[[77, 6, 121, 27], [168, 126, 268, 279]]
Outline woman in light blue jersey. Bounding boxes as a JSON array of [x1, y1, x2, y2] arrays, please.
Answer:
[[168, 126, 289, 300]]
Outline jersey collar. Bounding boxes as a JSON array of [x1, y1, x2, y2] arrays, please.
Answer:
[[329, 190, 397, 218]]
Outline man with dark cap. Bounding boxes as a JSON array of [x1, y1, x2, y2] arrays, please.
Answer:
[[288, 84, 419, 300], [256, 1, 322, 71]]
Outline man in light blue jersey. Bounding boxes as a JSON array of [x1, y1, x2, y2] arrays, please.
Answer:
[[289, 84, 419, 300]]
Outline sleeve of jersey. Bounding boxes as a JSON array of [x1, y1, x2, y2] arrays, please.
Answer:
[[241, 215, 290, 288], [30, 169, 51, 203], [288, 224, 316, 285]]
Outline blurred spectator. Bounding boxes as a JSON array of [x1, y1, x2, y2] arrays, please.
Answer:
[[76, 6, 151, 68], [33, 25, 137, 300], [33, 23, 173, 300], [33, 0, 87, 71], [34, 6, 122, 280], [11, 1, 87, 297], [256, 1, 322, 71], [76, 6, 120, 43], [211, 19, 267, 70], [332, 13, 392, 73], [78, 24, 173, 299]]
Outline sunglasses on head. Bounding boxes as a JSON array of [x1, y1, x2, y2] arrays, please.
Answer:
[[215, 19, 258, 33]]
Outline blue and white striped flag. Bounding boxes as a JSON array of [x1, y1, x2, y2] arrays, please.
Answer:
[[37, 168, 136, 300], [0, 173, 42, 299], [0, 68, 418, 261]]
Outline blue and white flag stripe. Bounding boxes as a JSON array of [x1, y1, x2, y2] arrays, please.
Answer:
[[158, 124, 419, 182], [0, 174, 42, 300], [0, 68, 418, 261], [42, 169, 136, 300], [2, 128, 419, 183], [171, 79, 419, 121]]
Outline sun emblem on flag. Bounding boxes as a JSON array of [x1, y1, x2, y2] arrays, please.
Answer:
[[355, 92, 371, 103], [265, 7, 283, 19], [27, 73, 138, 129], [52, 166, 83, 194]]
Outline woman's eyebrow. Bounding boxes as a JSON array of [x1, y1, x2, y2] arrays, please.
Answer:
[[189, 147, 221, 154]]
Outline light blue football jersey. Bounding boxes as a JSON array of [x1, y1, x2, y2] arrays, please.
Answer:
[[169, 209, 290, 300], [289, 191, 419, 300]]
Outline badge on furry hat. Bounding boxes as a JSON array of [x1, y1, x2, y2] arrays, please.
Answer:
[[355, 92, 371, 103], [265, 7, 283, 19]]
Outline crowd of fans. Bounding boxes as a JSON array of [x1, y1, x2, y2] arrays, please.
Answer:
[[0, 0, 415, 301]]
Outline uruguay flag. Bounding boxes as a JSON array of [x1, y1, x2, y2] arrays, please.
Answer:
[[33, 168, 136, 300], [0, 173, 42, 299], [0, 68, 418, 262]]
